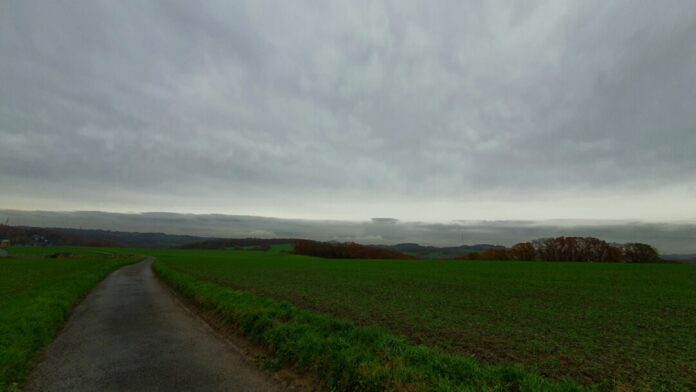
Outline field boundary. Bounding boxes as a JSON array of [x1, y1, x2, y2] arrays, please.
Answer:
[[153, 261, 322, 391], [152, 260, 588, 392]]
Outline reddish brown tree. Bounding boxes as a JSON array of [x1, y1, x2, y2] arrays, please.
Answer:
[[530, 237, 623, 262], [479, 248, 509, 261], [294, 240, 413, 259], [466, 252, 480, 260], [622, 243, 661, 263], [510, 242, 535, 261]]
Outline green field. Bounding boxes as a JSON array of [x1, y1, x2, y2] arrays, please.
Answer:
[[153, 248, 696, 391], [0, 247, 140, 390], [2, 246, 694, 391]]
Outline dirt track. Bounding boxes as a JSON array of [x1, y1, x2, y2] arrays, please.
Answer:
[[25, 258, 283, 391]]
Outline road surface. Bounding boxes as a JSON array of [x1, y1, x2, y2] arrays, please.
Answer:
[[25, 258, 284, 392]]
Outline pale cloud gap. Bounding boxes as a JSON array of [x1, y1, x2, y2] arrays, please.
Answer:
[[1, 1, 695, 221]]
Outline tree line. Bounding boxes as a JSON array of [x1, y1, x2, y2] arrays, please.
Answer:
[[296, 237, 661, 263], [294, 240, 414, 259], [467, 236, 661, 263]]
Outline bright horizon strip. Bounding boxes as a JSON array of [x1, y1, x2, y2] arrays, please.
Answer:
[[1, 189, 695, 223]]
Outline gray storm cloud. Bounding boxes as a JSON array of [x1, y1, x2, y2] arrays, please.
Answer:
[[1, 1, 695, 221]]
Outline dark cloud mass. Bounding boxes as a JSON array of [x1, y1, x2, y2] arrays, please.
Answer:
[[1, 1, 695, 223]]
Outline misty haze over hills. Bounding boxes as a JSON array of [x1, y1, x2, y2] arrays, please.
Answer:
[[2, 210, 695, 254]]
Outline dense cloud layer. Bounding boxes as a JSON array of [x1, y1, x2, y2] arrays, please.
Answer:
[[2, 1, 695, 221], [2, 210, 695, 254]]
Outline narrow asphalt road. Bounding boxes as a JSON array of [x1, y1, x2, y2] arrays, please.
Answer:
[[25, 258, 284, 392]]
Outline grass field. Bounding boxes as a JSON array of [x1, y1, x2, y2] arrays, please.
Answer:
[[0, 247, 140, 391], [153, 248, 696, 391]]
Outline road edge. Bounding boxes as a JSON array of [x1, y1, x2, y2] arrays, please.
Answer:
[[151, 259, 324, 392]]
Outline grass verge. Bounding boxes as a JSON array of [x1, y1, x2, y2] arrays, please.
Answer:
[[153, 259, 587, 392], [151, 249, 696, 391], [0, 248, 140, 391]]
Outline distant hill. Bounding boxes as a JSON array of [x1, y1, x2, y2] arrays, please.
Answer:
[[0, 225, 211, 248], [3, 224, 693, 263], [662, 254, 696, 264], [376, 243, 505, 259], [180, 238, 296, 250]]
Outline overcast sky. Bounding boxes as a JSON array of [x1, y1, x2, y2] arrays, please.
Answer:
[[2, 1, 695, 223]]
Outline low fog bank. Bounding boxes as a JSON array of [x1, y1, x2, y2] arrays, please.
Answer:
[[1, 210, 695, 254]]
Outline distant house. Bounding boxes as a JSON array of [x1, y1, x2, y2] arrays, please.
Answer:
[[32, 234, 50, 246], [0, 239, 9, 257]]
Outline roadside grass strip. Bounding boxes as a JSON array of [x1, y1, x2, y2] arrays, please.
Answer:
[[0, 251, 139, 391], [153, 260, 588, 392]]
